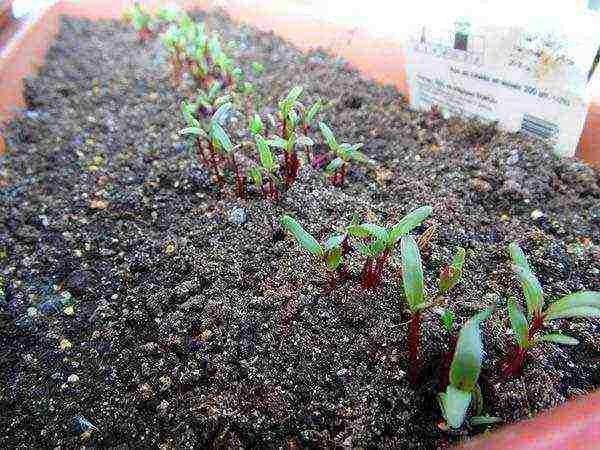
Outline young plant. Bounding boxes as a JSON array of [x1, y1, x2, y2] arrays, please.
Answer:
[[280, 215, 350, 290], [399, 234, 466, 383], [501, 242, 600, 377], [250, 135, 281, 201], [347, 205, 433, 289], [128, 2, 152, 41], [320, 122, 368, 186], [438, 308, 501, 430]]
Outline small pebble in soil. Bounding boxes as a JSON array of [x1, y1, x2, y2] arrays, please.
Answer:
[[531, 209, 545, 220], [228, 207, 247, 225], [67, 374, 80, 384]]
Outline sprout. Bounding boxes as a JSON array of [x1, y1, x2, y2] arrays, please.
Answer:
[[251, 61, 265, 76], [280, 215, 350, 290], [320, 122, 368, 186], [346, 205, 433, 289], [502, 242, 600, 377], [438, 309, 501, 429], [398, 232, 466, 383], [129, 2, 152, 40], [252, 135, 280, 201]]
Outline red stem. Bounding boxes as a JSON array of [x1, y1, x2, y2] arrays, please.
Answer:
[[230, 153, 245, 198], [408, 311, 422, 384], [438, 333, 458, 390], [502, 313, 545, 377]]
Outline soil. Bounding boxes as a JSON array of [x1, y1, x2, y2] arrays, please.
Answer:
[[1, 11, 599, 450]]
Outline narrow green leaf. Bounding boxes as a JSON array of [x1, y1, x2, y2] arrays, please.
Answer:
[[251, 61, 265, 75], [296, 135, 314, 146], [249, 114, 264, 137], [508, 241, 530, 273], [544, 306, 600, 320], [207, 81, 222, 100], [507, 298, 528, 348], [439, 385, 472, 429], [440, 309, 455, 332], [350, 150, 369, 164], [267, 137, 288, 149], [469, 416, 503, 426], [388, 205, 434, 246], [325, 157, 344, 175], [247, 167, 262, 187], [536, 333, 579, 346], [211, 102, 232, 124], [255, 135, 276, 171], [280, 215, 323, 257], [214, 95, 231, 108], [512, 265, 544, 320], [211, 123, 232, 153], [324, 247, 342, 271], [449, 308, 492, 392], [319, 122, 338, 150], [324, 234, 345, 251], [180, 127, 204, 137], [305, 100, 321, 125], [401, 235, 424, 311], [285, 86, 303, 105], [544, 291, 600, 317]]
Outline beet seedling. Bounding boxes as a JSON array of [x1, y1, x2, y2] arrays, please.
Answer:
[[399, 234, 466, 383], [128, 2, 153, 41], [347, 205, 433, 289], [438, 308, 501, 429], [501, 242, 600, 377], [280, 215, 350, 290], [250, 135, 281, 201], [319, 122, 368, 186]]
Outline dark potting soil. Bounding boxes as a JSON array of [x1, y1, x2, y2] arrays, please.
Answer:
[[1, 11, 599, 450]]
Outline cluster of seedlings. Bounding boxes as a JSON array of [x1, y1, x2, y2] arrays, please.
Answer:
[[122, 4, 600, 435], [281, 207, 600, 429], [126, 3, 372, 200]]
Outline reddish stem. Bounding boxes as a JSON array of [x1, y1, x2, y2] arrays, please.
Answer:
[[360, 258, 374, 289], [408, 311, 422, 384], [502, 313, 545, 377], [230, 153, 245, 198]]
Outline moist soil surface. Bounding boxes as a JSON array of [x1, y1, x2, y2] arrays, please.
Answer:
[[1, 11, 599, 450]]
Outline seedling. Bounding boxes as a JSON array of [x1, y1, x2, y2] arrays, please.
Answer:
[[249, 135, 281, 200], [320, 122, 368, 186], [346, 205, 433, 289], [180, 100, 235, 192], [438, 308, 501, 430], [128, 2, 152, 41], [399, 233, 466, 383], [280, 215, 350, 290], [501, 242, 600, 377]]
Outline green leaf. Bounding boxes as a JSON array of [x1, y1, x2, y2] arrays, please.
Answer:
[[388, 205, 433, 247], [350, 223, 388, 242], [544, 306, 600, 320], [401, 235, 424, 311], [324, 247, 342, 271], [325, 157, 344, 175], [249, 114, 264, 137], [285, 86, 303, 105], [449, 308, 492, 392], [535, 333, 579, 346], [296, 135, 314, 146], [251, 61, 265, 75], [508, 242, 531, 273], [214, 95, 231, 108], [247, 167, 263, 187], [469, 416, 503, 426], [208, 81, 222, 100], [355, 242, 372, 257], [439, 385, 472, 429], [319, 122, 338, 150], [305, 100, 321, 125], [438, 247, 466, 295], [180, 127, 205, 137], [350, 150, 368, 164], [511, 265, 544, 320], [211, 102, 232, 124], [267, 137, 288, 149], [280, 215, 323, 257], [346, 224, 373, 238], [211, 123, 232, 153], [544, 291, 600, 319], [440, 309, 455, 332], [507, 298, 528, 348], [370, 238, 386, 256], [255, 135, 276, 171], [324, 234, 345, 251]]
